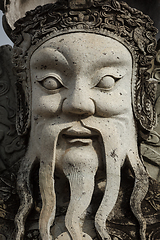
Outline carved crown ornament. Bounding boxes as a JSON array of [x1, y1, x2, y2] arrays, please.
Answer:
[[1, 0, 158, 135], [2, 0, 95, 29]]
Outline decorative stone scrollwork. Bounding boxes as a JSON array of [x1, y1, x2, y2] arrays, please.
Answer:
[[141, 41, 160, 181], [0, 46, 25, 173], [0, 45, 26, 238]]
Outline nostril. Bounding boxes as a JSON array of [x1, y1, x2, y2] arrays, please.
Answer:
[[68, 108, 93, 116]]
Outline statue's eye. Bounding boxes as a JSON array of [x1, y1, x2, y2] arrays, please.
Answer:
[[41, 76, 63, 90], [96, 75, 115, 90]]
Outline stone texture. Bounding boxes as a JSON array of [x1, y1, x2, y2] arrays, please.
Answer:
[[0, 1, 160, 240], [28, 33, 134, 240]]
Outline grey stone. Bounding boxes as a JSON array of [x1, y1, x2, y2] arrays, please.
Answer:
[[0, 1, 160, 240]]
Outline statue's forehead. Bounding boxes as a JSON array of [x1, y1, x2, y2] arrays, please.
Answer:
[[31, 32, 132, 65]]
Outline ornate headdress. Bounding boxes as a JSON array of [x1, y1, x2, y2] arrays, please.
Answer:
[[2, 0, 158, 134]]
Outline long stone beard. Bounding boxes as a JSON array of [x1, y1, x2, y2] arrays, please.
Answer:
[[15, 116, 149, 240], [55, 141, 99, 240]]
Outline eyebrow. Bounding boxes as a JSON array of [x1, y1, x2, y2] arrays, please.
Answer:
[[95, 66, 128, 78], [31, 47, 69, 68]]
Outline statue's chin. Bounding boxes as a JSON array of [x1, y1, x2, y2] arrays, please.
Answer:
[[55, 127, 103, 173]]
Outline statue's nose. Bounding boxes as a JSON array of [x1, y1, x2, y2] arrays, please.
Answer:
[[62, 87, 95, 116]]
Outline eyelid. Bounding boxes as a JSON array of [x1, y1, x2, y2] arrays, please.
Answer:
[[36, 73, 67, 88], [100, 75, 120, 81], [92, 74, 121, 88], [92, 68, 125, 87]]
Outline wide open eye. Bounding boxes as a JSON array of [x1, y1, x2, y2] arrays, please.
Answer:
[[96, 75, 116, 90], [41, 76, 63, 90]]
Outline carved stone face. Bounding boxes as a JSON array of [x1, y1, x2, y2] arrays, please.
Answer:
[[28, 33, 137, 240], [14, 32, 148, 240], [30, 32, 133, 164], [30, 33, 132, 124], [28, 33, 136, 240]]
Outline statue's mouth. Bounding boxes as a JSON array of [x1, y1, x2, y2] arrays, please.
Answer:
[[62, 127, 98, 143]]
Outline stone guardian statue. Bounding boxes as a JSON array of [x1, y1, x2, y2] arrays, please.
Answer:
[[0, 0, 159, 240]]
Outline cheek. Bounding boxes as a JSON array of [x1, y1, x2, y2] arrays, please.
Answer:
[[93, 89, 132, 117], [32, 89, 63, 117]]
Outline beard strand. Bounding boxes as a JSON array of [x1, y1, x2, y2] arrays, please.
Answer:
[[61, 143, 99, 240]]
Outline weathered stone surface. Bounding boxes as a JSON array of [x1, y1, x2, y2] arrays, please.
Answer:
[[0, 0, 160, 240], [29, 33, 134, 240]]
